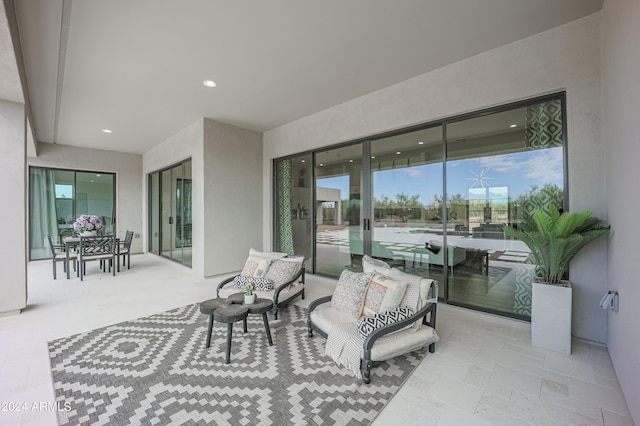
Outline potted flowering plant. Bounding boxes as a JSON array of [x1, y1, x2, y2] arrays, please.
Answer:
[[244, 283, 256, 304], [73, 214, 103, 236]]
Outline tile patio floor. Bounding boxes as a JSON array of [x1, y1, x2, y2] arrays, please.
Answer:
[[0, 255, 633, 425]]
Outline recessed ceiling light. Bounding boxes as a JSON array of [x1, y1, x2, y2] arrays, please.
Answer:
[[301, 160, 306, 163], [418, 141, 424, 145], [319, 163, 324, 167], [96, 174, 101, 177], [509, 124, 517, 128], [349, 160, 353, 163], [102, 129, 112, 133], [203, 80, 217, 88], [396, 151, 401, 155], [371, 156, 376, 159]]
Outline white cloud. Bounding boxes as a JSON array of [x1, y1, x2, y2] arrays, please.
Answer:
[[404, 168, 424, 178], [476, 148, 563, 183]]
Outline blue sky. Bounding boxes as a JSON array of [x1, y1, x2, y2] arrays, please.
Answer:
[[317, 148, 563, 205]]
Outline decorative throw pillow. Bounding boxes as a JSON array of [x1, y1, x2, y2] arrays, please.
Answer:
[[362, 254, 391, 276], [232, 276, 273, 291], [331, 270, 372, 319], [361, 273, 408, 317], [356, 307, 414, 339], [249, 248, 288, 260], [240, 256, 272, 278], [389, 267, 423, 329], [265, 257, 304, 287]]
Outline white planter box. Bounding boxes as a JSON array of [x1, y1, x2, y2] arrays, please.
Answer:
[[531, 281, 572, 354]]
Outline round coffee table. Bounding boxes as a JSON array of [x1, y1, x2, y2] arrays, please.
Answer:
[[227, 293, 274, 346], [199, 298, 232, 349], [213, 304, 250, 364], [199, 294, 275, 364]]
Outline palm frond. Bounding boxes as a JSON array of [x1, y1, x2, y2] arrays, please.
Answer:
[[503, 209, 610, 284]]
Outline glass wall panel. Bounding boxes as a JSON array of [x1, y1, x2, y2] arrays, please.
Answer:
[[315, 145, 363, 275], [445, 99, 565, 316], [149, 172, 160, 254], [370, 126, 444, 296], [29, 167, 115, 260], [76, 171, 114, 235], [274, 154, 313, 269], [150, 159, 192, 267]]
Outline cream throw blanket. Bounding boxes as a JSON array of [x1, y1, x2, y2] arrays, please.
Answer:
[[325, 322, 363, 379]]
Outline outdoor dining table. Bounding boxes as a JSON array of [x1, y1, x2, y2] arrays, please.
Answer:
[[64, 236, 120, 279]]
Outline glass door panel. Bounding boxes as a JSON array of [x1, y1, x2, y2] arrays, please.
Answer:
[[445, 99, 565, 317], [153, 159, 192, 267], [149, 172, 160, 254], [370, 126, 444, 295], [315, 145, 363, 275], [274, 154, 313, 270], [76, 171, 115, 235]]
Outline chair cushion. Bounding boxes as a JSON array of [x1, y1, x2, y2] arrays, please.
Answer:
[[310, 304, 439, 361], [232, 276, 273, 291], [361, 273, 407, 317], [240, 256, 272, 278], [356, 306, 414, 338], [264, 257, 304, 287], [330, 270, 372, 319]]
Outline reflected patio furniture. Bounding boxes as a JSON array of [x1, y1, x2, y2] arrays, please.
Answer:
[[349, 234, 406, 270], [414, 242, 466, 274], [47, 234, 75, 280], [118, 230, 134, 271], [77, 235, 117, 281]]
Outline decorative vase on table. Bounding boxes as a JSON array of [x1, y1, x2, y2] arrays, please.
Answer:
[[244, 294, 256, 304], [74, 215, 104, 238]]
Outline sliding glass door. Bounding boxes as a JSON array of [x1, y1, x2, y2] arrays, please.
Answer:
[[370, 126, 444, 295], [314, 145, 363, 275], [29, 167, 115, 260], [444, 98, 565, 316], [149, 159, 192, 267], [274, 94, 566, 319]]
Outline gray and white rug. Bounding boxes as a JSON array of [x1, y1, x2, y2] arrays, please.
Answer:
[[49, 304, 427, 425]]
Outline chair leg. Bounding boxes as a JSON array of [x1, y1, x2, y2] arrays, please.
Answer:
[[205, 315, 214, 348], [52, 260, 56, 280], [127, 253, 131, 269], [362, 359, 372, 384], [262, 312, 273, 346], [225, 323, 233, 364]]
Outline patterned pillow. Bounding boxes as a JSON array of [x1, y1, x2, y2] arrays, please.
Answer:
[[232, 276, 273, 291], [362, 255, 391, 275], [361, 273, 408, 317], [249, 248, 289, 260], [388, 268, 423, 330], [331, 270, 372, 319], [240, 256, 272, 278], [264, 257, 304, 287], [356, 307, 414, 339]]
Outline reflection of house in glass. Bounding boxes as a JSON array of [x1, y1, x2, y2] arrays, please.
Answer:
[[316, 186, 341, 226]]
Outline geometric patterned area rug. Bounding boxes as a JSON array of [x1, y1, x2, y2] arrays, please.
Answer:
[[49, 304, 427, 425]]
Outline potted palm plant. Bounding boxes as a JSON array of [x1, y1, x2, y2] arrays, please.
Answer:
[[503, 205, 610, 354]]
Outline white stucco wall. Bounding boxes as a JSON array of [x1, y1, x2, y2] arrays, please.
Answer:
[[263, 14, 608, 343], [203, 119, 263, 276], [0, 100, 27, 314], [602, 0, 640, 422], [29, 142, 143, 255]]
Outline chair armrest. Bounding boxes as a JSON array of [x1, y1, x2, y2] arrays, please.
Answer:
[[307, 294, 332, 315], [216, 275, 238, 297], [363, 301, 436, 352]]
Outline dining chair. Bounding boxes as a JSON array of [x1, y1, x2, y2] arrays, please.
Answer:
[[118, 230, 134, 272], [47, 234, 75, 280], [77, 235, 116, 281]]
